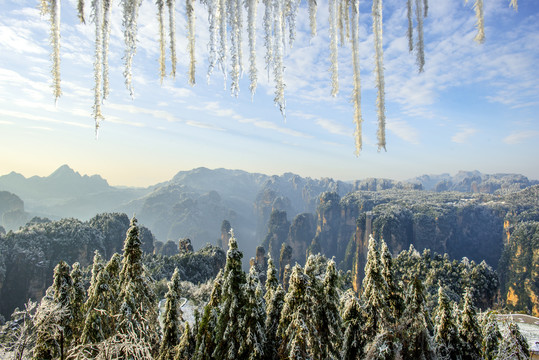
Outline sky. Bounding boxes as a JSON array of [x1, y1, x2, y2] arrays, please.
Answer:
[[0, 0, 538, 187]]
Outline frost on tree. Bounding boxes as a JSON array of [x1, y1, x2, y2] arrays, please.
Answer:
[[40, 0, 518, 153]]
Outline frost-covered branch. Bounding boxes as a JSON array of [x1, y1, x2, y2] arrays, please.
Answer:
[[167, 0, 177, 78], [187, 0, 196, 85], [246, 0, 259, 98], [372, 0, 386, 151]]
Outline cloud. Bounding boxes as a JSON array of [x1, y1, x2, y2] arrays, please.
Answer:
[[451, 126, 478, 143], [387, 119, 420, 144], [0, 25, 47, 54], [503, 130, 539, 144], [0, 109, 92, 129], [315, 118, 350, 137]]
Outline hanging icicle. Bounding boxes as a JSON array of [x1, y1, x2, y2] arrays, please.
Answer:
[[157, 0, 166, 82], [246, 0, 259, 98], [473, 0, 485, 43], [77, 0, 86, 23], [228, 0, 241, 96], [187, 0, 196, 85], [167, 0, 177, 78], [406, 0, 413, 52], [121, 0, 143, 97], [372, 0, 386, 151], [91, 0, 104, 134], [102, 0, 112, 99], [510, 0, 517, 11], [236, 0, 244, 76], [285, 0, 301, 47], [40, 0, 62, 103], [307, 0, 317, 38], [415, 0, 424, 72], [423, 0, 428, 17], [350, 0, 362, 156], [203, 0, 218, 81], [273, 0, 286, 117], [329, 0, 339, 96], [218, 0, 228, 87], [263, 0, 274, 78]]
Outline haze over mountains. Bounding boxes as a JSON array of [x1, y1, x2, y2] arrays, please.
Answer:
[[1, 165, 537, 256]]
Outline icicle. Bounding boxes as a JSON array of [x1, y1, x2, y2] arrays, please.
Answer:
[[187, 0, 196, 85], [263, 0, 274, 79], [78, 0, 86, 23], [423, 0, 428, 17], [343, 0, 350, 43], [218, 0, 228, 87], [473, 0, 485, 43], [308, 0, 317, 38], [167, 0, 177, 78], [102, 0, 111, 99], [329, 0, 339, 96], [91, 0, 104, 135], [273, 0, 286, 117], [204, 0, 218, 81], [338, 0, 344, 46], [122, 0, 143, 97], [406, 0, 413, 52], [246, 0, 259, 98], [157, 0, 166, 82], [285, 0, 300, 47], [510, 0, 517, 11], [350, 0, 362, 156], [237, 0, 244, 77], [415, 0, 424, 72], [372, 0, 386, 151], [228, 0, 241, 96], [50, 0, 62, 103]]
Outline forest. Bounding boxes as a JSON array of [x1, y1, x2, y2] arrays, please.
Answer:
[[0, 216, 533, 359]]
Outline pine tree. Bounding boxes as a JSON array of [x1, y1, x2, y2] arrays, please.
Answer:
[[400, 277, 435, 360], [278, 264, 311, 359], [481, 311, 501, 360], [158, 268, 184, 360], [379, 239, 402, 319], [69, 262, 85, 345], [117, 216, 158, 352], [340, 290, 365, 360], [240, 263, 266, 360], [361, 235, 390, 341], [212, 230, 248, 359], [458, 287, 482, 360], [263, 283, 284, 360], [496, 321, 530, 360], [434, 285, 461, 360], [319, 259, 342, 359], [194, 270, 222, 360], [175, 322, 193, 360]]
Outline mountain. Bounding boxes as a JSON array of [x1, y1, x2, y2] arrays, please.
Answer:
[[0, 165, 151, 220]]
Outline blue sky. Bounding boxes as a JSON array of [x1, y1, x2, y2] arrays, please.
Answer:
[[0, 0, 538, 187]]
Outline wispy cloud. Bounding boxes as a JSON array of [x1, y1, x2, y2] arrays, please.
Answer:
[[315, 118, 350, 137], [387, 119, 420, 144], [0, 109, 92, 129], [451, 126, 478, 143], [503, 130, 539, 144]]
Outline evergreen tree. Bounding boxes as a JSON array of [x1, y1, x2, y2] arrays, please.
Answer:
[[263, 283, 284, 360], [117, 216, 158, 351], [434, 285, 461, 360], [278, 264, 311, 359], [496, 321, 530, 360], [212, 230, 248, 359], [158, 268, 184, 360], [265, 257, 279, 301], [194, 270, 222, 360], [340, 290, 366, 360], [400, 276, 435, 360], [240, 263, 266, 360], [69, 262, 85, 345], [481, 311, 501, 360], [458, 288, 482, 360], [175, 322, 193, 360], [319, 259, 342, 359], [361, 235, 390, 341], [379, 239, 402, 319]]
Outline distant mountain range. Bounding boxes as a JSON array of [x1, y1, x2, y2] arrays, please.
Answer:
[[1, 165, 537, 256]]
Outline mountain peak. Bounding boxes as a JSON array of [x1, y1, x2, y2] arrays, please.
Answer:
[[49, 164, 77, 178]]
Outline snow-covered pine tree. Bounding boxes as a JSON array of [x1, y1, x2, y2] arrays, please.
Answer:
[[194, 270, 222, 360], [379, 239, 402, 319], [458, 287, 482, 360], [400, 276, 435, 359], [481, 311, 501, 360], [264, 257, 279, 301], [263, 283, 284, 360], [69, 262, 85, 345], [277, 264, 311, 359], [434, 285, 461, 360], [158, 268, 184, 360], [117, 216, 159, 352], [319, 259, 342, 359], [212, 230, 248, 359], [361, 234, 390, 341], [496, 321, 530, 360], [340, 290, 366, 360], [239, 263, 266, 360], [175, 322, 194, 360]]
